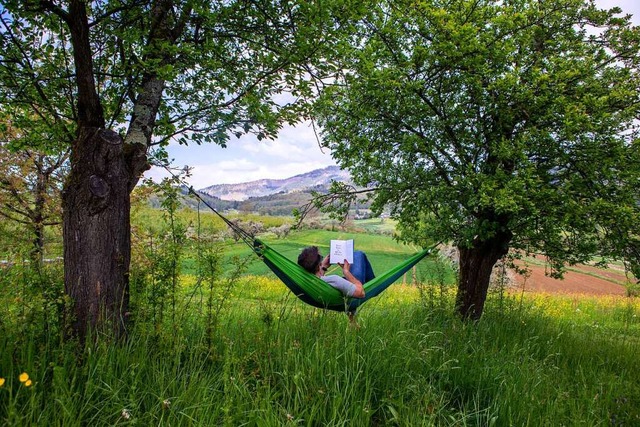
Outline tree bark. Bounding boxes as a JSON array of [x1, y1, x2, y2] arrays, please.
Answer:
[[58, 0, 166, 341], [455, 230, 512, 320], [31, 161, 47, 267], [63, 128, 132, 339]]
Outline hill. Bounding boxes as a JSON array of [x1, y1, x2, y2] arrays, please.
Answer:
[[146, 166, 371, 217], [198, 165, 351, 201]]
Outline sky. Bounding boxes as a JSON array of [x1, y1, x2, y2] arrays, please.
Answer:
[[144, 0, 640, 190], [146, 120, 335, 189]]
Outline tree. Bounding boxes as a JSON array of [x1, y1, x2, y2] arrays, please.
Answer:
[[0, 10, 75, 265], [0, 0, 352, 339], [314, 0, 640, 319], [0, 134, 68, 265]]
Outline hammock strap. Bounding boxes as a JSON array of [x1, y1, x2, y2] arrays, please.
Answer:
[[160, 165, 438, 312], [185, 184, 256, 249], [159, 164, 258, 248]]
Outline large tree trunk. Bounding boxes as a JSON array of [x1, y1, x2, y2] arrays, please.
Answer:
[[56, 0, 170, 340], [63, 128, 132, 339], [455, 230, 513, 320], [59, 0, 153, 341]]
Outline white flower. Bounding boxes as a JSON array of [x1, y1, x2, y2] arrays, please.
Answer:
[[121, 409, 131, 420]]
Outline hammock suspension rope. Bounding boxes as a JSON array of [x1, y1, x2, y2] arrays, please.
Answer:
[[161, 166, 437, 312]]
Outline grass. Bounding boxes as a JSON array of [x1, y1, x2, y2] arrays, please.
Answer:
[[1, 208, 638, 425], [1, 275, 639, 426], [182, 228, 453, 283], [352, 217, 398, 235]]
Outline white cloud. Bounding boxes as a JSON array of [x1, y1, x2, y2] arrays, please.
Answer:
[[143, 166, 172, 183], [217, 159, 260, 172], [236, 121, 324, 163], [144, 119, 336, 188], [595, 0, 639, 23]]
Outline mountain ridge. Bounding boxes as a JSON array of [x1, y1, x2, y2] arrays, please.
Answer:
[[198, 165, 351, 201]]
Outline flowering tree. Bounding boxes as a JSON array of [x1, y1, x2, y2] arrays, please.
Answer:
[[0, 135, 68, 264]]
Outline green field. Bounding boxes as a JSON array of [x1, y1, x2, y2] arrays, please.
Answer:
[[1, 212, 639, 426], [2, 275, 639, 426], [189, 228, 451, 283]]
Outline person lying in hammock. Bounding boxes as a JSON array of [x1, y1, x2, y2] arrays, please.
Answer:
[[297, 246, 375, 299]]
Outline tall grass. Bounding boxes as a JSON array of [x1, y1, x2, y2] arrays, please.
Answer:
[[1, 277, 639, 426], [2, 198, 638, 425]]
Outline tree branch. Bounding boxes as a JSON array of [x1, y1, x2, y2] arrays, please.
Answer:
[[36, 0, 70, 24], [294, 185, 379, 228]]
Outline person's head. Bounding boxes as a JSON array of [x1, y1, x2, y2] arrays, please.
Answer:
[[298, 246, 323, 274]]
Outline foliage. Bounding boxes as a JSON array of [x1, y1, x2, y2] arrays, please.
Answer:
[[311, 0, 640, 318], [128, 177, 264, 352], [0, 9, 77, 145], [146, 184, 372, 218], [319, 0, 640, 264], [0, 0, 333, 146], [0, 261, 66, 344], [0, 0, 369, 336], [1, 199, 638, 424], [0, 3, 74, 263], [132, 193, 293, 238], [294, 181, 374, 226], [0, 117, 68, 263]]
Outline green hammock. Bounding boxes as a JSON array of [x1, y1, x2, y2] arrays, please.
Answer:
[[254, 239, 433, 312], [178, 180, 435, 313]]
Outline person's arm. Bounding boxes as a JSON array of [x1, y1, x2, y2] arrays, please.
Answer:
[[320, 255, 331, 273], [340, 259, 365, 298]]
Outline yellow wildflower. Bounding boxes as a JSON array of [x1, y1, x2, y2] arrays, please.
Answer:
[[19, 372, 29, 383], [0, 377, 5, 387], [24, 379, 32, 387]]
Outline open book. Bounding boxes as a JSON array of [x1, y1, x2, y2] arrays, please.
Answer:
[[330, 239, 354, 264]]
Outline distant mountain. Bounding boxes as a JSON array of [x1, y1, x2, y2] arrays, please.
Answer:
[[198, 166, 351, 201], [143, 166, 370, 217]]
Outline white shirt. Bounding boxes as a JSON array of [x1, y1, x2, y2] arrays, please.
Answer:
[[321, 275, 357, 297]]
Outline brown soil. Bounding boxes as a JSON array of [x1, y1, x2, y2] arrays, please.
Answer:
[[512, 260, 630, 296]]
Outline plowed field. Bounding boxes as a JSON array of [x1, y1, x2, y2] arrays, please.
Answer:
[[513, 259, 631, 296]]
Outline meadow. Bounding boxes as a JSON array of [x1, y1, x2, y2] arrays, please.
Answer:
[[2, 278, 639, 426], [1, 207, 639, 426]]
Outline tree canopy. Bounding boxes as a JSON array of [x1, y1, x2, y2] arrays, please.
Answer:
[[314, 0, 640, 318], [0, 0, 361, 338]]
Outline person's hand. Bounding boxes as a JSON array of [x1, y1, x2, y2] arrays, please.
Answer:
[[340, 259, 351, 274], [322, 255, 330, 268]]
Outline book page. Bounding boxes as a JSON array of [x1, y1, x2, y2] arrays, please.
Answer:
[[330, 239, 354, 264]]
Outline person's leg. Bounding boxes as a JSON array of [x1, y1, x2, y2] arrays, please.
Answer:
[[350, 251, 376, 284], [362, 252, 375, 282]]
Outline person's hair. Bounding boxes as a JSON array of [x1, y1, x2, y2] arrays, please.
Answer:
[[298, 246, 322, 273]]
